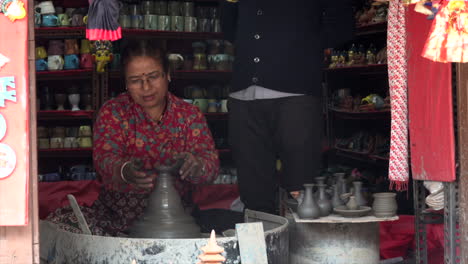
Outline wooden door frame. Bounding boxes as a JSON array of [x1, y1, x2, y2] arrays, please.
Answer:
[[0, 0, 39, 262]]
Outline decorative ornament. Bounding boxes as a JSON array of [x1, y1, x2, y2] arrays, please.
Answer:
[[197, 230, 226, 264], [92, 40, 113, 73], [0, 0, 26, 22], [0, 53, 10, 69]]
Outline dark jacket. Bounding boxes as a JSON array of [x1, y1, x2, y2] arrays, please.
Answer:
[[220, 0, 354, 96]]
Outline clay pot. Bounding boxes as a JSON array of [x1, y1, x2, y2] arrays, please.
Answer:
[[331, 184, 344, 208], [316, 184, 332, 217], [297, 184, 320, 220], [352, 181, 367, 207], [372, 192, 397, 218]]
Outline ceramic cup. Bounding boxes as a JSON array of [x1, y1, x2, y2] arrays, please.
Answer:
[[170, 16, 184, 32], [35, 1, 55, 15], [140, 1, 154, 15], [52, 126, 66, 138], [42, 14, 59, 27], [71, 14, 84, 27], [34, 13, 42, 27], [372, 192, 397, 218], [80, 53, 93, 69], [47, 55, 64, 71], [50, 137, 64, 149], [193, 53, 207, 70], [38, 138, 50, 149], [214, 54, 231, 71], [65, 8, 75, 17], [119, 15, 131, 28], [65, 39, 79, 55], [197, 18, 210, 32], [128, 4, 140, 16], [157, 15, 170, 31], [184, 16, 197, 32], [54, 93, 66, 110], [168, 1, 181, 16], [130, 15, 143, 29], [64, 54, 80, 70], [79, 125, 92, 137], [78, 137, 93, 148], [37, 126, 49, 138], [220, 99, 228, 113], [64, 137, 78, 148], [68, 94, 80, 111], [193, 99, 208, 113], [207, 102, 218, 113], [58, 13, 71, 26], [36, 46, 48, 59], [144, 14, 158, 30], [66, 127, 79, 137], [181, 1, 195, 17], [183, 99, 193, 104], [211, 18, 221, 33], [154, 1, 168, 15], [167, 53, 184, 71], [80, 39, 91, 54], [48, 40, 64, 55], [35, 59, 48, 71]]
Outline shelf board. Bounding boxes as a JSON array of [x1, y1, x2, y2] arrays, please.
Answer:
[[36, 69, 93, 80], [35, 27, 86, 38], [330, 108, 390, 120], [109, 70, 232, 80], [205, 112, 228, 120], [324, 64, 388, 73], [355, 22, 387, 36], [121, 29, 224, 40], [37, 110, 95, 120], [38, 148, 93, 157]]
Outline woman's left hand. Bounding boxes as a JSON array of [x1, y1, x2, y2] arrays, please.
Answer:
[[175, 152, 204, 181]]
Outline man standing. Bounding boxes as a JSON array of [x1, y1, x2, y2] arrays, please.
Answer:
[[221, 0, 354, 214]]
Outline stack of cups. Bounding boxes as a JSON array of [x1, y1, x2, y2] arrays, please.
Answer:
[[47, 40, 64, 71], [80, 39, 93, 69], [64, 39, 80, 70]]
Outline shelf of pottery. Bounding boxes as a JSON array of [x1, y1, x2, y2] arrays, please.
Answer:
[[324, 0, 390, 167]]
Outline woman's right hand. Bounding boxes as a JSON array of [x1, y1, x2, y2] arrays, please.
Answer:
[[121, 160, 155, 189]]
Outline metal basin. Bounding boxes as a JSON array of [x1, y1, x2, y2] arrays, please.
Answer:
[[40, 209, 289, 264]]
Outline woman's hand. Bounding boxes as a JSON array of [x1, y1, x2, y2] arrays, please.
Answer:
[[121, 160, 155, 189], [175, 153, 205, 182]]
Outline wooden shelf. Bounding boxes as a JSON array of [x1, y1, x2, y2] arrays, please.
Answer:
[[37, 110, 94, 120], [36, 69, 93, 80], [355, 22, 387, 36], [38, 148, 93, 157], [122, 29, 224, 40], [330, 108, 390, 120], [35, 27, 86, 38], [324, 64, 388, 73]]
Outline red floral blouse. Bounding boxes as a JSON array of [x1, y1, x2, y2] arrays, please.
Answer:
[[93, 92, 219, 198]]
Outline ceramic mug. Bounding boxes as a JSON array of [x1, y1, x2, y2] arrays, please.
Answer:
[[52, 126, 66, 137], [58, 13, 71, 26], [64, 54, 80, 70], [79, 125, 92, 137], [78, 137, 93, 148], [183, 99, 193, 104], [193, 99, 208, 113], [181, 1, 195, 17], [48, 40, 64, 55], [193, 53, 207, 70], [170, 16, 184, 32], [168, 1, 181, 16], [38, 138, 50, 149], [41, 14, 59, 27], [144, 14, 158, 30], [37, 126, 49, 138], [167, 53, 184, 71], [50, 137, 64, 149], [35, 59, 48, 71], [64, 137, 78, 148], [157, 15, 170, 31], [47, 55, 64, 71], [211, 18, 221, 33], [80, 53, 93, 69], [197, 18, 210, 32], [184, 16, 197, 32], [220, 99, 228, 113], [119, 15, 131, 28], [207, 102, 218, 113], [34, 13, 41, 28], [65, 39, 79, 55], [66, 127, 79, 137], [80, 39, 91, 54], [71, 14, 84, 27], [35, 1, 55, 15], [131, 15, 143, 29]]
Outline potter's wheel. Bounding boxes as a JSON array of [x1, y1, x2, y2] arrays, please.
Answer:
[[333, 205, 371, 218]]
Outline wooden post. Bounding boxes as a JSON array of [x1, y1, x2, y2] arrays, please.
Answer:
[[0, 0, 39, 262], [457, 63, 468, 264]]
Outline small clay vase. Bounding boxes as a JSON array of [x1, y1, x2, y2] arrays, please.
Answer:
[[54, 93, 67, 110], [297, 184, 320, 220], [352, 181, 367, 207], [372, 192, 397, 218], [346, 195, 358, 210], [331, 184, 344, 208], [316, 184, 332, 217]]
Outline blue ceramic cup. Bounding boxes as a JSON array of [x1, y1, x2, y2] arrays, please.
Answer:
[[41, 14, 58, 27], [35, 59, 48, 71], [64, 54, 79, 70]]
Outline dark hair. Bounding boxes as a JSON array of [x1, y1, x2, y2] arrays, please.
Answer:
[[121, 40, 169, 74]]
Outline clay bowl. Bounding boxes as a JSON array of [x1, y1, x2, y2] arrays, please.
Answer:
[[285, 198, 299, 212], [333, 205, 371, 218]]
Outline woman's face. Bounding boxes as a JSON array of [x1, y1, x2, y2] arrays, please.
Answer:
[[125, 56, 170, 110]]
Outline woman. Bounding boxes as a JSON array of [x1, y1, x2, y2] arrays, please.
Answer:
[[47, 40, 219, 236]]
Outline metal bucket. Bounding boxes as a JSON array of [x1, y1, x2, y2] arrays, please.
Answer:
[[40, 209, 289, 264]]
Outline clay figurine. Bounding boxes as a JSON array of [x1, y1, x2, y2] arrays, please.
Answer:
[[197, 230, 226, 264]]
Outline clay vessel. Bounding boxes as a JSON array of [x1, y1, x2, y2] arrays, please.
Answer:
[[297, 184, 320, 220], [331, 184, 344, 208], [372, 192, 397, 218], [316, 184, 332, 217], [352, 181, 367, 206], [129, 162, 201, 238], [346, 196, 358, 210]]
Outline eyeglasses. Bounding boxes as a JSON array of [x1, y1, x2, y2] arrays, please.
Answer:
[[126, 71, 166, 90]]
